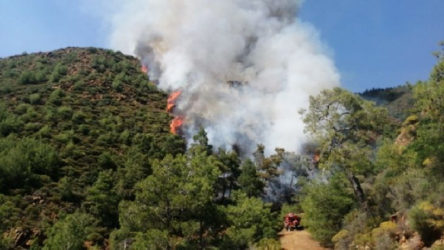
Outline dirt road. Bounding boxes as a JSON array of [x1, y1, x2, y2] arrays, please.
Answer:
[[279, 230, 327, 250]]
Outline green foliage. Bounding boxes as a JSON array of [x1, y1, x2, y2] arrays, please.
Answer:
[[57, 177, 76, 202], [300, 173, 355, 246], [115, 146, 150, 199], [0, 137, 59, 192], [97, 152, 117, 170], [48, 89, 65, 106], [84, 170, 119, 227], [411, 57, 444, 177], [6, 46, 444, 249], [117, 152, 221, 248], [29, 93, 42, 105], [50, 63, 68, 82], [0, 48, 179, 248], [254, 238, 281, 250], [19, 71, 38, 84], [304, 45, 444, 248], [360, 84, 414, 121], [409, 202, 444, 246], [215, 149, 241, 202], [0, 105, 22, 136], [302, 87, 391, 209], [222, 191, 279, 248], [253, 144, 284, 181], [0, 195, 20, 232], [130, 229, 169, 250], [238, 159, 264, 197], [112, 73, 125, 92], [72, 110, 87, 124], [190, 128, 213, 155], [57, 106, 73, 120], [279, 203, 301, 221], [43, 212, 97, 250]]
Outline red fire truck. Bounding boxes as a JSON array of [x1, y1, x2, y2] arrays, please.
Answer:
[[284, 213, 301, 231]]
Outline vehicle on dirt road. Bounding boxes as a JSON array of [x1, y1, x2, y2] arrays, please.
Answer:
[[284, 213, 301, 231]]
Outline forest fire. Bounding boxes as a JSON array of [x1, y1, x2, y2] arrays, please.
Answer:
[[141, 65, 148, 74], [167, 91, 184, 134], [167, 91, 182, 112], [170, 116, 184, 135]]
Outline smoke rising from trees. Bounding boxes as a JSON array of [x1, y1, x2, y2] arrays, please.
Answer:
[[103, 0, 340, 153]]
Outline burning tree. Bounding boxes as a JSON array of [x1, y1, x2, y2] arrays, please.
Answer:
[[166, 91, 184, 135]]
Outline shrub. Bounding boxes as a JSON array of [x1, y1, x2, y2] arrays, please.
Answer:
[[0, 85, 12, 94], [37, 125, 51, 138], [18, 71, 37, 84], [43, 212, 98, 250], [48, 89, 65, 106], [35, 70, 48, 82], [49, 63, 68, 82], [15, 103, 30, 115], [0, 106, 22, 136], [409, 202, 444, 246], [57, 106, 73, 120], [72, 111, 87, 124], [84, 170, 119, 227], [78, 124, 90, 135], [0, 137, 60, 191], [300, 173, 355, 247], [97, 152, 117, 170], [0, 195, 20, 231], [222, 191, 279, 248], [254, 238, 281, 250], [20, 106, 39, 122], [57, 177, 76, 202], [24, 122, 41, 132], [111, 79, 123, 92], [130, 230, 169, 249], [54, 131, 72, 143], [87, 47, 98, 53], [371, 221, 399, 250], [29, 93, 42, 105], [112, 73, 125, 92], [73, 81, 85, 91], [96, 133, 114, 146], [119, 129, 131, 145]]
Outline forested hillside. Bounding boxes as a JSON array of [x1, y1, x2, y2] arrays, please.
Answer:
[[0, 48, 282, 249], [0, 48, 188, 248], [360, 84, 414, 121], [0, 46, 443, 249]]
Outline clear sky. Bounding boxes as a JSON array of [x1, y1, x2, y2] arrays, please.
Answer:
[[1, 0, 443, 92]]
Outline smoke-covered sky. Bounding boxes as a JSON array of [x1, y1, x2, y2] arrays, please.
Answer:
[[1, 0, 443, 92], [102, 0, 340, 153], [1, 0, 443, 153]]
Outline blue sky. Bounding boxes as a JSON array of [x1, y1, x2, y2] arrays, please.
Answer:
[[1, 0, 443, 92]]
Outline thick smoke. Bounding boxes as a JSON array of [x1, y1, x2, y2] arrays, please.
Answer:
[[106, 0, 340, 153]]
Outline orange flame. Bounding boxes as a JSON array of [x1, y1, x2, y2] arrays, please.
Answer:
[[141, 65, 148, 74], [313, 151, 321, 164], [170, 116, 184, 135], [167, 91, 182, 112]]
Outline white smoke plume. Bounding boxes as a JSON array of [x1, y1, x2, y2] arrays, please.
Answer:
[[103, 0, 340, 153]]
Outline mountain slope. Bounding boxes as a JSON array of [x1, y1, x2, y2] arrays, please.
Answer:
[[360, 84, 414, 121], [0, 47, 185, 248]]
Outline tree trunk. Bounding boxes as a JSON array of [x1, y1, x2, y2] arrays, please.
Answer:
[[345, 170, 369, 211]]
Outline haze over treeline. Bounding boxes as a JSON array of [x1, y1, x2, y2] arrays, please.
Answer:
[[100, 0, 341, 154]]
